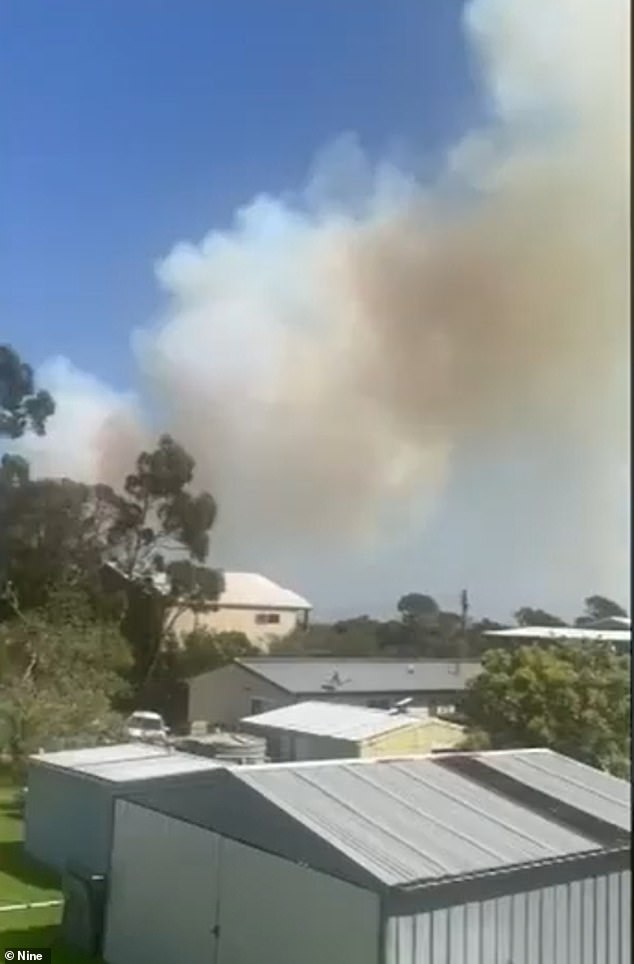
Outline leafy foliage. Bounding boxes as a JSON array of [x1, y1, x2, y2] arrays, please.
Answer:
[[1, 478, 119, 616], [575, 595, 628, 626], [0, 345, 55, 440], [461, 644, 631, 776], [274, 608, 475, 659], [271, 618, 383, 657], [129, 629, 256, 730], [176, 629, 257, 678], [1, 346, 55, 593], [514, 607, 566, 627], [106, 434, 217, 576], [0, 587, 130, 764], [99, 435, 221, 694], [397, 593, 440, 623]]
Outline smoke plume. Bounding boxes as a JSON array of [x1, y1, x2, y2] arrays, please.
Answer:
[[19, 0, 630, 612]]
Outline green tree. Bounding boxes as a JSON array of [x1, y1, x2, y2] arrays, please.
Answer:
[[0, 586, 130, 766], [1, 477, 119, 617], [575, 595, 628, 626], [397, 593, 440, 625], [270, 618, 381, 657], [132, 629, 256, 731], [0, 345, 55, 439], [382, 594, 472, 658], [177, 629, 256, 677], [461, 644, 631, 777], [100, 435, 221, 695], [464, 618, 510, 657], [1, 345, 55, 591], [0, 434, 222, 704], [514, 607, 566, 628]]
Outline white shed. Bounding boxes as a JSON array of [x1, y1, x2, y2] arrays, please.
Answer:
[[25, 743, 221, 876], [103, 749, 631, 964]]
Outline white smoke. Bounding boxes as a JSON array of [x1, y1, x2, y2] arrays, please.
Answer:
[[15, 357, 146, 488], [18, 0, 630, 615]]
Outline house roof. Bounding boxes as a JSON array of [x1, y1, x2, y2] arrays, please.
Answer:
[[217, 572, 311, 611], [484, 626, 630, 643], [241, 700, 433, 742], [30, 743, 220, 782], [231, 749, 630, 887], [31, 743, 169, 771], [236, 657, 481, 695], [78, 753, 221, 783]]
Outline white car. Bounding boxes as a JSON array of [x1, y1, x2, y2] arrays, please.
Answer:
[[125, 710, 169, 744]]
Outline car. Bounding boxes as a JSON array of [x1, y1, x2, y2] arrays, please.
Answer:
[[125, 710, 169, 744]]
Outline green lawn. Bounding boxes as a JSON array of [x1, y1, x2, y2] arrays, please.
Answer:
[[0, 781, 101, 962]]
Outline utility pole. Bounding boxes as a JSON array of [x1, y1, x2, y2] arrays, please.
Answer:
[[460, 589, 469, 633], [459, 589, 469, 658]]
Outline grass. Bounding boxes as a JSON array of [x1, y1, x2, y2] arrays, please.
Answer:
[[0, 778, 101, 962]]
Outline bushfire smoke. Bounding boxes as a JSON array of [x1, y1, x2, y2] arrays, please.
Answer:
[[19, 0, 630, 613]]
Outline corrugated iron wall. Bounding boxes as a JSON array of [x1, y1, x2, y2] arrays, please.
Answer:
[[25, 764, 111, 874], [385, 870, 630, 964]]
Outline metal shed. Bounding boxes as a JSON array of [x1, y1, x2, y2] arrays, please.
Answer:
[[241, 700, 465, 760], [25, 743, 221, 875], [103, 748, 631, 964]]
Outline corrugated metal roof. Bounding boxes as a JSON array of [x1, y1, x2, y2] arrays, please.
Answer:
[[237, 658, 481, 695], [478, 749, 631, 832], [485, 626, 630, 643], [219, 573, 311, 610], [241, 701, 427, 741], [78, 752, 222, 783], [31, 743, 168, 771], [31, 744, 221, 782], [234, 754, 605, 886]]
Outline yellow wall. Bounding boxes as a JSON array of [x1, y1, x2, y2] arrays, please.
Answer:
[[359, 719, 465, 758], [171, 605, 305, 650]]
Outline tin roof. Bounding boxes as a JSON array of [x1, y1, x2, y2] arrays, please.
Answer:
[[123, 749, 630, 896], [241, 701, 435, 741], [31, 743, 169, 771], [234, 753, 610, 886], [478, 748, 631, 831], [31, 743, 221, 782], [79, 753, 221, 783], [235, 658, 481, 695], [219, 573, 311, 610], [484, 626, 630, 643]]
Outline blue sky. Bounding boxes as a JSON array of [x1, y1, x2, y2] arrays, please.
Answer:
[[2, 0, 477, 390]]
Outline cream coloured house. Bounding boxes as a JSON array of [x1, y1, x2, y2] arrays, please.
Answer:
[[171, 572, 311, 650]]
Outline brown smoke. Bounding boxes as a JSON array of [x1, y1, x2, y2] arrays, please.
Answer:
[[133, 0, 628, 564]]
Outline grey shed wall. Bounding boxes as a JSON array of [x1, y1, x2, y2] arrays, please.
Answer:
[[104, 799, 380, 964], [25, 760, 219, 876], [25, 763, 113, 875], [385, 870, 631, 964]]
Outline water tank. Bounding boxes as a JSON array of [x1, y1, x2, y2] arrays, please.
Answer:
[[61, 865, 107, 956], [175, 731, 267, 765]]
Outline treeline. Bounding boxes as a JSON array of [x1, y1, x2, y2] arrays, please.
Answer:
[[271, 593, 629, 659]]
